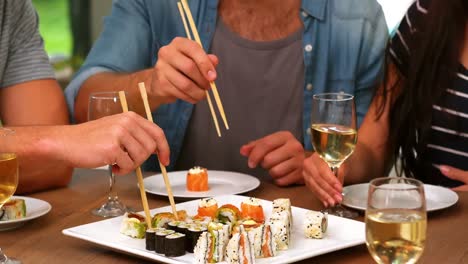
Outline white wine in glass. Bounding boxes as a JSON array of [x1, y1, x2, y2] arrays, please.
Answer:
[[88, 92, 129, 217], [310, 92, 358, 218], [0, 152, 22, 264], [366, 177, 427, 264]]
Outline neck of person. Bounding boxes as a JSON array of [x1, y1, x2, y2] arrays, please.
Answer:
[[218, 0, 303, 41]]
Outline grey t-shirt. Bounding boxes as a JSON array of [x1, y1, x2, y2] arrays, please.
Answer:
[[0, 0, 55, 88], [176, 20, 304, 180]]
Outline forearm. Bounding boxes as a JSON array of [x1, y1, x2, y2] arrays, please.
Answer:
[[74, 69, 155, 123], [0, 127, 73, 194]]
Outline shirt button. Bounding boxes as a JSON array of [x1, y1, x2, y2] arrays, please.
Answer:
[[306, 128, 312, 135], [306, 83, 313, 91], [301, 11, 308, 17], [304, 44, 313, 52]]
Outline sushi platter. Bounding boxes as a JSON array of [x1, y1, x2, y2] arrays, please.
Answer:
[[62, 195, 365, 264]]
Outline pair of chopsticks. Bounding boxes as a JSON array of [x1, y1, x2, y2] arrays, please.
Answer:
[[177, 0, 229, 137], [118, 86, 178, 228]]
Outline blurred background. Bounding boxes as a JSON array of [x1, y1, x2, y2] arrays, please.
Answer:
[[34, 0, 414, 88]]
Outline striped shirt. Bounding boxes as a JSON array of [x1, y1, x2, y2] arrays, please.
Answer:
[[0, 0, 55, 88], [390, 0, 467, 187]]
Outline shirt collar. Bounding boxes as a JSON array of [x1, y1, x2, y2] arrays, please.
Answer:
[[301, 0, 327, 21]]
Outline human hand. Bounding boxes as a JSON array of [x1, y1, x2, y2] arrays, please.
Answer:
[[56, 112, 170, 174], [440, 165, 468, 191], [150, 37, 219, 105], [303, 153, 343, 207], [240, 131, 305, 186]]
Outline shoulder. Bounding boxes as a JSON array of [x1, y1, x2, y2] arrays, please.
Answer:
[[328, 0, 384, 25]]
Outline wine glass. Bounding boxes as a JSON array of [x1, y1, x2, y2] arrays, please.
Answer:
[[366, 177, 427, 264], [310, 92, 358, 218], [88, 91, 129, 217], [0, 151, 21, 264]]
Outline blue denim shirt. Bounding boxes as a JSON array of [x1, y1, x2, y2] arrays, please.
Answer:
[[65, 0, 388, 171]]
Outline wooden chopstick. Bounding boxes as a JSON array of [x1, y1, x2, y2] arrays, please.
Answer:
[[137, 83, 178, 220], [180, 0, 229, 131], [118, 91, 153, 228], [176, 2, 221, 138]]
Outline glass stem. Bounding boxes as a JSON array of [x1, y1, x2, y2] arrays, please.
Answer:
[[108, 165, 117, 200]]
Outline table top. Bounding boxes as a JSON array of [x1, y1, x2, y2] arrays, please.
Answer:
[[3, 169, 468, 264]]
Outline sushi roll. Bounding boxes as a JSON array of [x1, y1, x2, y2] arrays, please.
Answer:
[[268, 210, 291, 250], [155, 229, 175, 254], [145, 229, 156, 251], [248, 224, 277, 258], [272, 198, 292, 226], [167, 220, 181, 232], [225, 225, 255, 264], [186, 224, 207, 253], [165, 232, 186, 257], [120, 213, 147, 239], [186, 166, 209, 191], [241, 197, 265, 223], [152, 210, 187, 228], [215, 204, 241, 224], [304, 210, 327, 239], [197, 197, 218, 219], [0, 198, 26, 221], [193, 228, 227, 263], [176, 221, 189, 235]]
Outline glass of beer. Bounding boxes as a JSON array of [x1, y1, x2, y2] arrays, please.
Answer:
[[366, 177, 427, 264], [0, 152, 21, 264], [88, 92, 129, 217], [310, 92, 358, 218]]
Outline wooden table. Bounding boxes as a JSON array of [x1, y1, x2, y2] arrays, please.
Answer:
[[3, 169, 468, 263]]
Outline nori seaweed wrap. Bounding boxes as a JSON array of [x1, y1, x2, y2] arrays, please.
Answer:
[[155, 229, 175, 254], [164, 232, 186, 257]]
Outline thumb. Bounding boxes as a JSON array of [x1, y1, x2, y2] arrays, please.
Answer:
[[440, 165, 468, 183]]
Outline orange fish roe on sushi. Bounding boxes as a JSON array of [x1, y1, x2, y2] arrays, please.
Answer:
[[196, 197, 218, 219], [241, 197, 265, 223], [186, 166, 209, 192]]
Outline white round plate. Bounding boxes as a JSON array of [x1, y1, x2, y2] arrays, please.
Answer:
[[0, 196, 52, 231], [342, 183, 459, 212], [142, 170, 261, 198]]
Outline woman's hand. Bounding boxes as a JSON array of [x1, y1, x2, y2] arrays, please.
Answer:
[[440, 165, 468, 191]]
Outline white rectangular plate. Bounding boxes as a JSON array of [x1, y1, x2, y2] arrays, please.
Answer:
[[62, 195, 365, 264]]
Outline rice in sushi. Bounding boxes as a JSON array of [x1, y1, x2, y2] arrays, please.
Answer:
[[225, 225, 255, 264], [304, 210, 327, 239], [268, 210, 291, 250], [0, 198, 26, 221], [120, 213, 147, 239]]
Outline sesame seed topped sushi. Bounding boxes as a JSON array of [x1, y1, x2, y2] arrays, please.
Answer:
[[241, 197, 265, 223]]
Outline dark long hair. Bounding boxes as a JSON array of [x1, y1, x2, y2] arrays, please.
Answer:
[[381, 0, 467, 178]]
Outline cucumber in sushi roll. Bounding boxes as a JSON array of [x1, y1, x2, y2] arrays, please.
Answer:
[[120, 213, 147, 239], [164, 232, 186, 257], [155, 229, 175, 254]]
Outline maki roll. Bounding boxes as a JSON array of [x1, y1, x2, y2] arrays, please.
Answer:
[[186, 224, 207, 253], [167, 220, 180, 232], [176, 221, 189, 235], [186, 166, 209, 192], [268, 210, 291, 250], [145, 229, 156, 251], [165, 232, 186, 257], [241, 197, 265, 223], [304, 210, 327, 239], [197, 197, 218, 219], [193, 226, 228, 263], [0, 198, 26, 221], [248, 224, 277, 258], [272, 198, 292, 225], [120, 213, 147, 239], [215, 204, 241, 224], [152, 210, 187, 228], [155, 229, 175, 254], [225, 225, 255, 264]]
